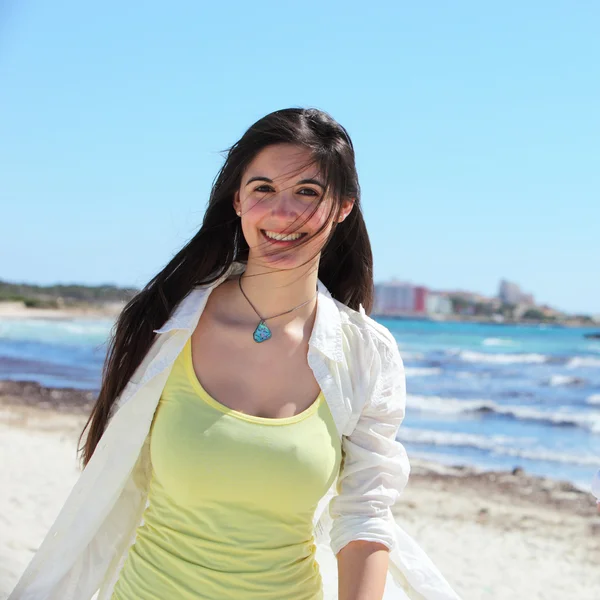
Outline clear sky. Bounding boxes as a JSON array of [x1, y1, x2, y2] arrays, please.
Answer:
[[1, 1, 598, 314]]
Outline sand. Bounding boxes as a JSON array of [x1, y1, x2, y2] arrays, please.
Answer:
[[0, 301, 123, 320], [1, 386, 599, 600]]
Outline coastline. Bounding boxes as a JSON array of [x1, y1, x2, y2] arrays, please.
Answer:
[[0, 301, 123, 320], [1, 300, 597, 330], [1, 380, 599, 599], [372, 312, 598, 329]]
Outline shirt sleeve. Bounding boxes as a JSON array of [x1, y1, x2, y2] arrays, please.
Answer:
[[592, 469, 600, 504], [328, 339, 410, 556]]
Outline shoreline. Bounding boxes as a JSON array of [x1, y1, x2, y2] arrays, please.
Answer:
[[373, 312, 598, 329], [1, 301, 597, 330], [0, 301, 123, 320]]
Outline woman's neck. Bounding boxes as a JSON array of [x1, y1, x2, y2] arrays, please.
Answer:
[[237, 259, 320, 323]]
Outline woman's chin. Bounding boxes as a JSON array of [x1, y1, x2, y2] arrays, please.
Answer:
[[249, 251, 313, 271]]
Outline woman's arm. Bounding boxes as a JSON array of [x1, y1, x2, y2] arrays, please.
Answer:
[[337, 540, 389, 600], [592, 469, 600, 513], [329, 335, 409, 597]]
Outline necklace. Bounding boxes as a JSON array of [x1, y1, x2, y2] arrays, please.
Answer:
[[238, 275, 318, 343]]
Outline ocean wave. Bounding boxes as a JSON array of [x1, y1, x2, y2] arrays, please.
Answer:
[[455, 371, 480, 379], [405, 367, 441, 377], [456, 350, 548, 365], [61, 322, 113, 336], [482, 337, 517, 347], [399, 428, 520, 450], [586, 394, 600, 406], [398, 427, 598, 467], [567, 356, 600, 369], [408, 395, 495, 415], [399, 351, 425, 361], [0, 318, 112, 344], [545, 375, 586, 387], [407, 394, 600, 433]]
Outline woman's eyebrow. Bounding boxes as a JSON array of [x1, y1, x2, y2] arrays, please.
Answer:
[[246, 176, 273, 185], [297, 178, 325, 189], [245, 175, 325, 189]]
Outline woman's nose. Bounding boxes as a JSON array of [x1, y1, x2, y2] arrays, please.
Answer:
[[270, 189, 298, 217]]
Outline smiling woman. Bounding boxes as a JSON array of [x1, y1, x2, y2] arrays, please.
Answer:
[[9, 108, 460, 600]]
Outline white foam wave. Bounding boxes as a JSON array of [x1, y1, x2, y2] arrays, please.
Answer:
[[546, 375, 585, 387], [0, 318, 112, 344], [567, 356, 600, 369], [398, 428, 598, 467], [586, 394, 600, 406], [458, 350, 547, 365], [61, 322, 113, 336], [399, 428, 519, 450], [482, 337, 517, 347], [408, 395, 495, 415], [407, 394, 600, 433], [405, 367, 441, 377]]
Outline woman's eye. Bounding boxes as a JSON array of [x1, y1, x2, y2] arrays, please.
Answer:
[[255, 185, 274, 193], [297, 188, 319, 197]]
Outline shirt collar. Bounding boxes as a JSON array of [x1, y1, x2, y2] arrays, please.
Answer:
[[154, 261, 343, 364]]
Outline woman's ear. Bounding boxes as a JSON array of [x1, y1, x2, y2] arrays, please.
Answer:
[[233, 190, 241, 216], [338, 197, 355, 223]]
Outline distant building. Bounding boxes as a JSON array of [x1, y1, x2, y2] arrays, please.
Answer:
[[498, 279, 535, 306], [414, 286, 427, 314], [373, 281, 418, 314], [521, 293, 535, 306], [425, 293, 453, 315], [374, 281, 456, 316]]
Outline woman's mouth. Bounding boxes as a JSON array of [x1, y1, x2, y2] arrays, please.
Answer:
[[260, 229, 308, 245]]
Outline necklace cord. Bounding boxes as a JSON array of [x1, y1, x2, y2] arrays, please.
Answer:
[[238, 275, 317, 322]]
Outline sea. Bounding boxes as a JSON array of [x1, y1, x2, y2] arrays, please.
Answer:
[[1, 315, 598, 490]]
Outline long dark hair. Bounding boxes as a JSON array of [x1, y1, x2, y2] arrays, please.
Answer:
[[79, 107, 373, 467]]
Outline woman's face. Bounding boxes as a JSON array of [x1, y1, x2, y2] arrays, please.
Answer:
[[234, 143, 353, 270]]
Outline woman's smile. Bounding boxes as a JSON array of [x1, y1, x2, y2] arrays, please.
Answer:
[[260, 229, 308, 245]]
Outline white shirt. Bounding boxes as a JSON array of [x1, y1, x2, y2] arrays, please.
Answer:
[[9, 262, 460, 600], [592, 470, 600, 504]]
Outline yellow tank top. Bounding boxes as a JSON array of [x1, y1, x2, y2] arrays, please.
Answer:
[[112, 338, 342, 600]]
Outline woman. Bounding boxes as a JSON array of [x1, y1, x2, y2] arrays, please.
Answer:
[[9, 108, 459, 600]]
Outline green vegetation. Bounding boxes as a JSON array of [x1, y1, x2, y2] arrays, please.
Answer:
[[0, 280, 139, 307], [473, 302, 496, 317], [450, 297, 470, 314], [572, 314, 593, 323], [521, 308, 556, 321], [445, 293, 590, 324]]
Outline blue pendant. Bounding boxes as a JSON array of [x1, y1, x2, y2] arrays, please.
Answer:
[[253, 320, 272, 343]]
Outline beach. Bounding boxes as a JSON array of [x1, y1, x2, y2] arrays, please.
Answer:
[[1, 383, 598, 600], [0, 302, 124, 321]]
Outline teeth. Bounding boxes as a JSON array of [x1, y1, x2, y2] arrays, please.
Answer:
[[263, 230, 304, 242]]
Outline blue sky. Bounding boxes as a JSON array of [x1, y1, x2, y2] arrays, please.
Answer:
[[1, 1, 598, 314]]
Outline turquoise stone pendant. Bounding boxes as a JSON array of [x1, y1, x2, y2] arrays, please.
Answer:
[[253, 320, 272, 343]]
